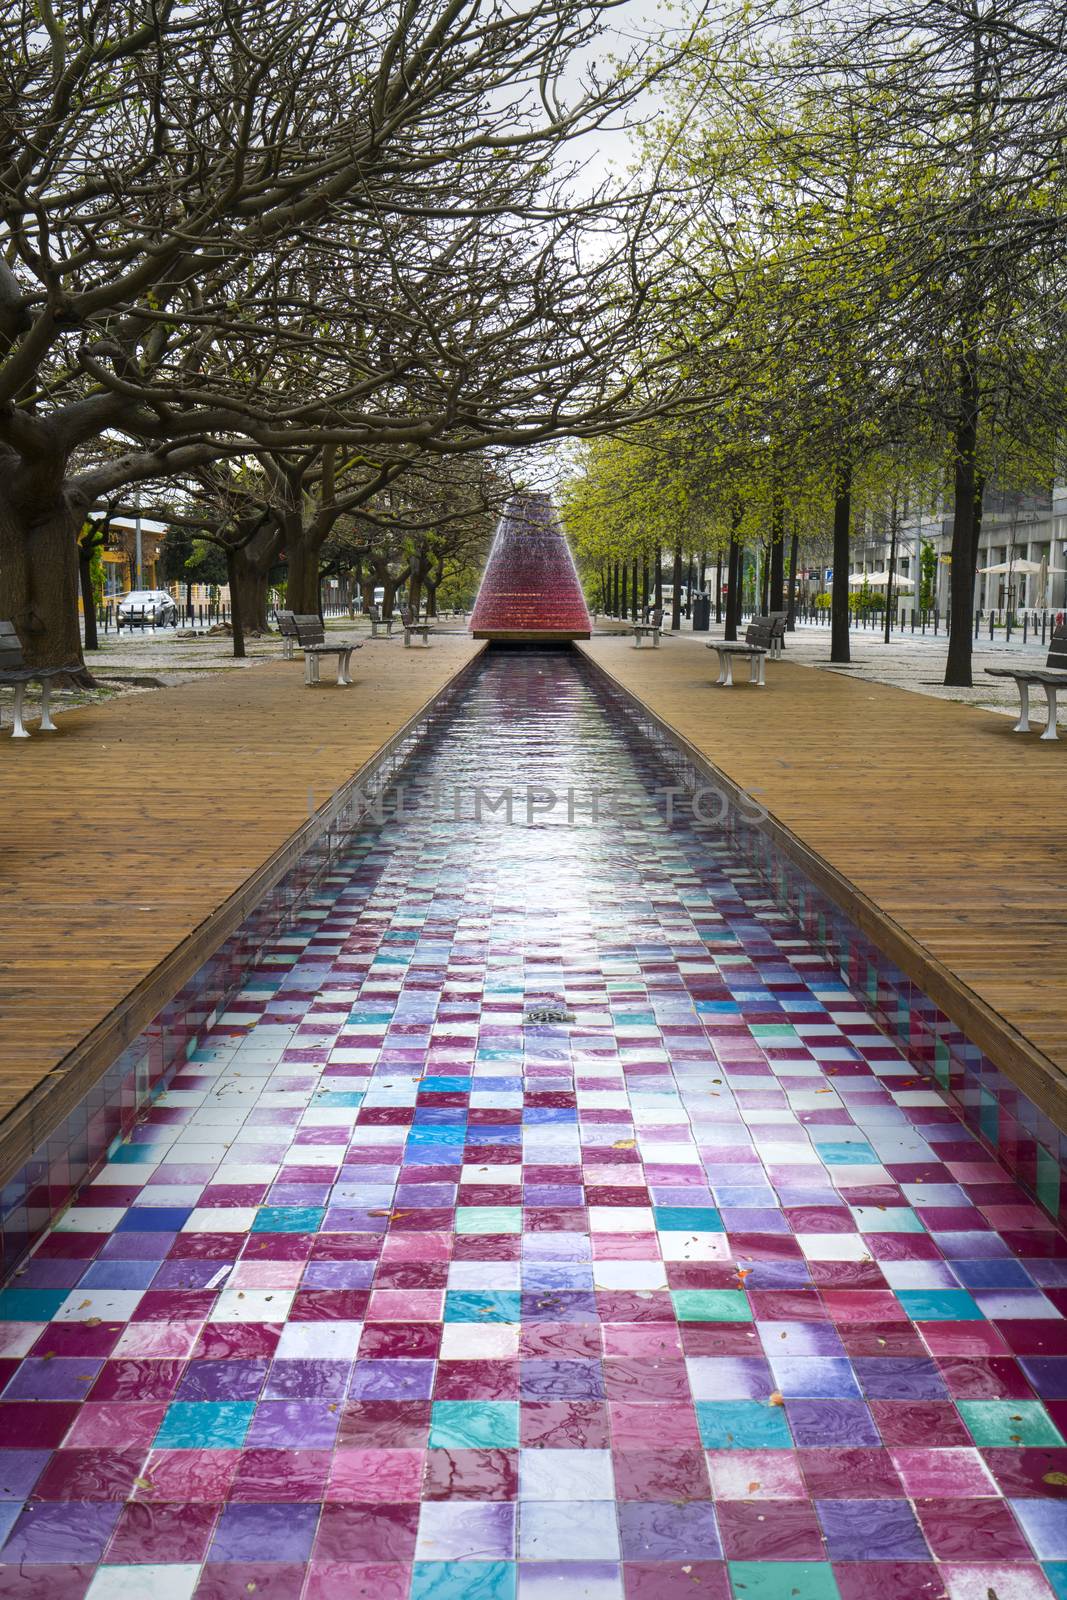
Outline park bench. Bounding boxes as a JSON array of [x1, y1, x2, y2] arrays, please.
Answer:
[[399, 606, 432, 648], [0, 619, 82, 738], [764, 611, 787, 658], [290, 613, 362, 686], [986, 623, 1067, 741], [368, 604, 394, 639], [276, 609, 298, 659], [707, 619, 772, 687], [632, 607, 665, 647]]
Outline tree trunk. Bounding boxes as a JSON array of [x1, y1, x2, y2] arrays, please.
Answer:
[[725, 515, 742, 641], [79, 546, 99, 651], [831, 465, 853, 664], [225, 547, 246, 659], [760, 544, 770, 613], [382, 578, 397, 620], [0, 487, 91, 680], [770, 500, 785, 612], [786, 530, 799, 630], [621, 562, 628, 620], [654, 546, 663, 611], [944, 381, 983, 688], [229, 558, 270, 635], [715, 549, 723, 623], [671, 545, 683, 631], [283, 521, 322, 615], [642, 558, 650, 615], [631, 558, 639, 622]]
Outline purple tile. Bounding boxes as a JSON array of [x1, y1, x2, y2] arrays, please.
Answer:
[[619, 1501, 722, 1560], [0, 1501, 120, 1563], [208, 1501, 319, 1562], [817, 1499, 930, 1561]]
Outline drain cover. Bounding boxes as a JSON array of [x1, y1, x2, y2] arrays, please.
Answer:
[[524, 1002, 575, 1024]]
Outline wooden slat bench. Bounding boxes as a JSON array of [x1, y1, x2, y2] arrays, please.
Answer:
[[291, 614, 362, 686], [632, 607, 665, 648], [707, 619, 772, 686], [986, 625, 1067, 741], [0, 620, 82, 738], [276, 610, 299, 659], [399, 606, 432, 648]]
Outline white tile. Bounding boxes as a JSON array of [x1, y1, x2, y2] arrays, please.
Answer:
[[520, 1448, 615, 1500], [182, 1208, 258, 1233], [55, 1208, 127, 1233], [275, 1320, 362, 1358], [796, 1233, 870, 1261], [55, 1289, 144, 1321], [439, 1323, 519, 1360], [87, 1566, 199, 1600], [210, 1288, 294, 1322]]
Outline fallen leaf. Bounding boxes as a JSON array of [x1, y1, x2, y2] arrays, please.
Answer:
[[612, 1139, 636, 1149], [85, 1317, 102, 1327], [132, 1477, 154, 1491], [1044, 1472, 1067, 1486], [747, 1481, 760, 1494], [768, 1391, 784, 1407]]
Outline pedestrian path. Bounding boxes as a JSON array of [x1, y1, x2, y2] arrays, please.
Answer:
[[0, 636, 482, 1184], [3, 650, 1067, 1599], [580, 632, 1067, 1129]]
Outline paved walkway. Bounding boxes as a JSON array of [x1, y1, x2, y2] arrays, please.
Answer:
[[0, 636, 483, 1178], [580, 634, 1067, 1128], [2, 650, 1067, 1600]]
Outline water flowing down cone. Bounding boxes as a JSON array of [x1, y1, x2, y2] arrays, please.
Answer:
[[470, 492, 592, 639]]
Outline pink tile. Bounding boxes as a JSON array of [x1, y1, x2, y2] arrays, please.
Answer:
[[64, 1400, 168, 1448], [229, 1262, 305, 1287], [380, 1233, 451, 1261], [920, 1322, 1011, 1356], [327, 1448, 424, 1502], [112, 1320, 202, 1357], [135, 1447, 241, 1500], [602, 1326, 683, 1359], [890, 1447, 998, 1498], [305, 1562, 410, 1600], [366, 1290, 444, 1321]]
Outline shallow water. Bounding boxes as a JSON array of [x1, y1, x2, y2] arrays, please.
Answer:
[[2, 650, 1066, 1600]]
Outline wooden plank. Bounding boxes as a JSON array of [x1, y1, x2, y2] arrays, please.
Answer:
[[0, 639, 483, 1179], [579, 635, 1067, 1127]]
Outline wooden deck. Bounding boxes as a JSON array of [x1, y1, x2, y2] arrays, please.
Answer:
[[0, 636, 483, 1181], [580, 633, 1067, 1127]]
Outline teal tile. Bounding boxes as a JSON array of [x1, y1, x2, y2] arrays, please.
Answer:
[[444, 1292, 521, 1323], [411, 1563, 516, 1600], [155, 1401, 255, 1448], [109, 1144, 159, 1164], [455, 1208, 522, 1235], [313, 1091, 363, 1107], [895, 1289, 982, 1321], [813, 1142, 879, 1166], [729, 1561, 840, 1599], [696, 1400, 793, 1449], [251, 1206, 324, 1233], [850, 1206, 924, 1233], [0, 1288, 68, 1321], [654, 1207, 724, 1232], [430, 1402, 519, 1449], [957, 1399, 1065, 1447], [420, 1077, 473, 1092], [672, 1289, 752, 1322], [1045, 1562, 1067, 1600]]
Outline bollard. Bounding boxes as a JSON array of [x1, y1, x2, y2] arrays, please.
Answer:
[[1024, 613, 1028, 644], [989, 611, 994, 641], [975, 608, 980, 639]]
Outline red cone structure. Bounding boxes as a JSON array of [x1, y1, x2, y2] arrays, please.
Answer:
[[470, 493, 592, 640]]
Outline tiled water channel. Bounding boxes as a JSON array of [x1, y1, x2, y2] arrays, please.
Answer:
[[3, 648, 1067, 1600]]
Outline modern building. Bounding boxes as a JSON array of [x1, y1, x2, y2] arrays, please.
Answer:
[[846, 484, 1067, 614]]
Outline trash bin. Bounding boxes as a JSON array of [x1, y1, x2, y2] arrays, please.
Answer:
[[692, 591, 711, 632]]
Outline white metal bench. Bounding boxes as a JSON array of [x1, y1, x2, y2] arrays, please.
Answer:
[[0, 620, 82, 737], [399, 606, 432, 648], [632, 607, 665, 648], [986, 626, 1067, 741], [707, 620, 772, 686], [369, 604, 394, 639], [291, 613, 362, 686]]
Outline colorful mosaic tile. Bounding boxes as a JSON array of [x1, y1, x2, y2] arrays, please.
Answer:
[[4, 649, 1067, 1597]]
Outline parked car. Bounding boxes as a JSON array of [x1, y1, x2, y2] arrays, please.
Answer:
[[118, 589, 179, 626]]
